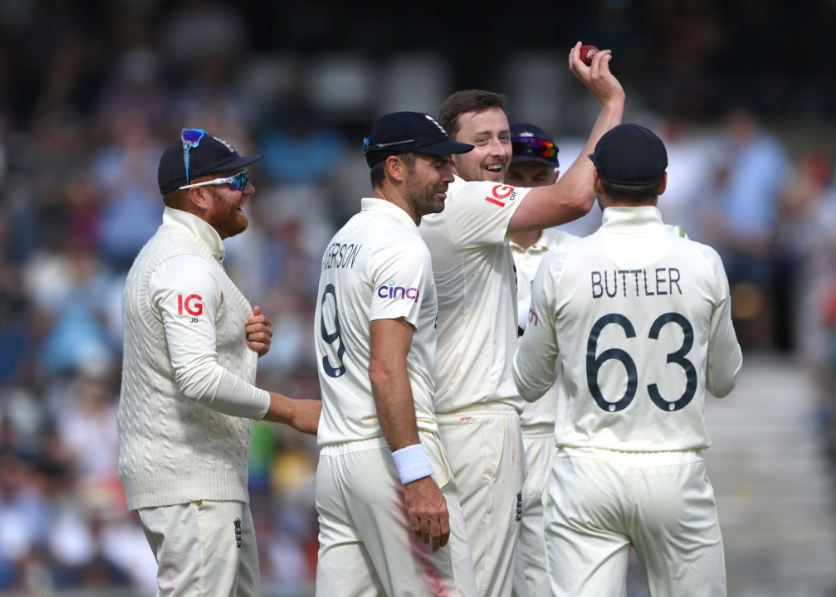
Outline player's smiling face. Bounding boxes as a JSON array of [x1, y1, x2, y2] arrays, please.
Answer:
[[202, 171, 254, 239], [404, 154, 455, 220], [451, 107, 511, 183]]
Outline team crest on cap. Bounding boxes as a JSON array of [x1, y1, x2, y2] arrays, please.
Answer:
[[424, 114, 447, 135], [212, 135, 236, 153]]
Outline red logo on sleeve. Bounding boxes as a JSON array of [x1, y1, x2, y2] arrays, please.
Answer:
[[484, 184, 516, 207], [177, 294, 204, 317]]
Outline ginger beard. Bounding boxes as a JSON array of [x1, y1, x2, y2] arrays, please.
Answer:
[[204, 184, 251, 239]]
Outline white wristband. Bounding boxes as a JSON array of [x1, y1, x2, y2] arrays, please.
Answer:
[[392, 444, 433, 485]]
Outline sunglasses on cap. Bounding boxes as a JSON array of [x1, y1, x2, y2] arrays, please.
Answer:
[[179, 170, 249, 191], [511, 136, 558, 161], [363, 137, 416, 155], [181, 128, 208, 184]]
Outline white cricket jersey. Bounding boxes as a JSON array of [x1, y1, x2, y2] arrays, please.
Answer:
[[514, 206, 742, 452], [419, 176, 530, 414], [511, 229, 576, 430], [315, 198, 439, 446]]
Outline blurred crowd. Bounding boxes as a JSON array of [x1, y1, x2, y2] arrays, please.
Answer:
[[0, 0, 835, 595]]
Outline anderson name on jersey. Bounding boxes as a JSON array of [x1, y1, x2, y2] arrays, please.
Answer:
[[315, 198, 439, 446]]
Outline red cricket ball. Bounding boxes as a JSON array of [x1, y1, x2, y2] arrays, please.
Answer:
[[580, 45, 599, 66]]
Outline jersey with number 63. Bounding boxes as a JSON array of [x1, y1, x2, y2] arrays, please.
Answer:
[[513, 206, 742, 452], [315, 198, 439, 447]]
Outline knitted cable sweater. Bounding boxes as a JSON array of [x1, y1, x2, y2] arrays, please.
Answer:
[[118, 208, 269, 510]]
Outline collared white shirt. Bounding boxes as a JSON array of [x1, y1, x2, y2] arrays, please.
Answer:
[[511, 228, 575, 305], [419, 176, 531, 414], [514, 206, 742, 452], [315, 198, 439, 446], [511, 228, 576, 429]]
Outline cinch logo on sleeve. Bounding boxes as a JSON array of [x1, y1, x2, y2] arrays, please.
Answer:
[[177, 293, 204, 317], [377, 280, 420, 301], [484, 184, 518, 207]]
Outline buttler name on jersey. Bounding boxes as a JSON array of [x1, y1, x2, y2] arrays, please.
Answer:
[[591, 267, 682, 299]]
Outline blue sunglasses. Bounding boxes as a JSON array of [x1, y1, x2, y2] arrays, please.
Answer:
[[181, 128, 208, 184], [178, 170, 249, 191]]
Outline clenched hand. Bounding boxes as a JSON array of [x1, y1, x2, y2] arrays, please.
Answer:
[[245, 305, 273, 357]]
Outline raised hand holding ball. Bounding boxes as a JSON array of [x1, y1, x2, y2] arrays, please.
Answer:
[[580, 45, 599, 66]]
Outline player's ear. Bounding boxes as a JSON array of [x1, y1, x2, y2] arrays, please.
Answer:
[[385, 155, 408, 183], [657, 172, 667, 196], [186, 186, 211, 211], [593, 169, 604, 194]]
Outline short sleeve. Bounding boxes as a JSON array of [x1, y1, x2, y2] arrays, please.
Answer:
[[369, 239, 433, 327], [445, 182, 531, 249]]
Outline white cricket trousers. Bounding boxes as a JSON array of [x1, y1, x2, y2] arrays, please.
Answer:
[[512, 428, 556, 597], [546, 447, 727, 597], [315, 433, 478, 597], [435, 406, 525, 597], [138, 500, 260, 597]]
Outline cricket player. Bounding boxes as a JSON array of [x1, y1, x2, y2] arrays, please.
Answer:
[[418, 42, 625, 596], [505, 123, 573, 597], [314, 111, 479, 597], [120, 129, 321, 596], [513, 123, 743, 597]]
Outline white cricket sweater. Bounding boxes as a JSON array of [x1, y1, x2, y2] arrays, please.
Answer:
[[118, 208, 270, 510]]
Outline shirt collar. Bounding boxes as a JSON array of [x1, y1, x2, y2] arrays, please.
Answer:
[[600, 206, 664, 232], [361, 197, 418, 229], [163, 206, 225, 262]]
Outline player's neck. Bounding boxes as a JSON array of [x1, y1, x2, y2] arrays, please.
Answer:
[[373, 187, 420, 225]]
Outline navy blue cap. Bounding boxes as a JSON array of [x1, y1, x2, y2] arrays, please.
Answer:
[[589, 123, 668, 186], [510, 123, 559, 168], [364, 111, 473, 167], [158, 130, 263, 195]]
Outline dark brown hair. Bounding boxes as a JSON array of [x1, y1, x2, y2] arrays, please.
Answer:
[[439, 90, 507, 140], [370, 152, 416, 187]]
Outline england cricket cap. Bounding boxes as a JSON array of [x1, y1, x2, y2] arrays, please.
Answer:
[[157, 128, 264, 195], [363, 111, 473, 168], [510, 123, 559, 168], [589, 123, 668, 186]]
